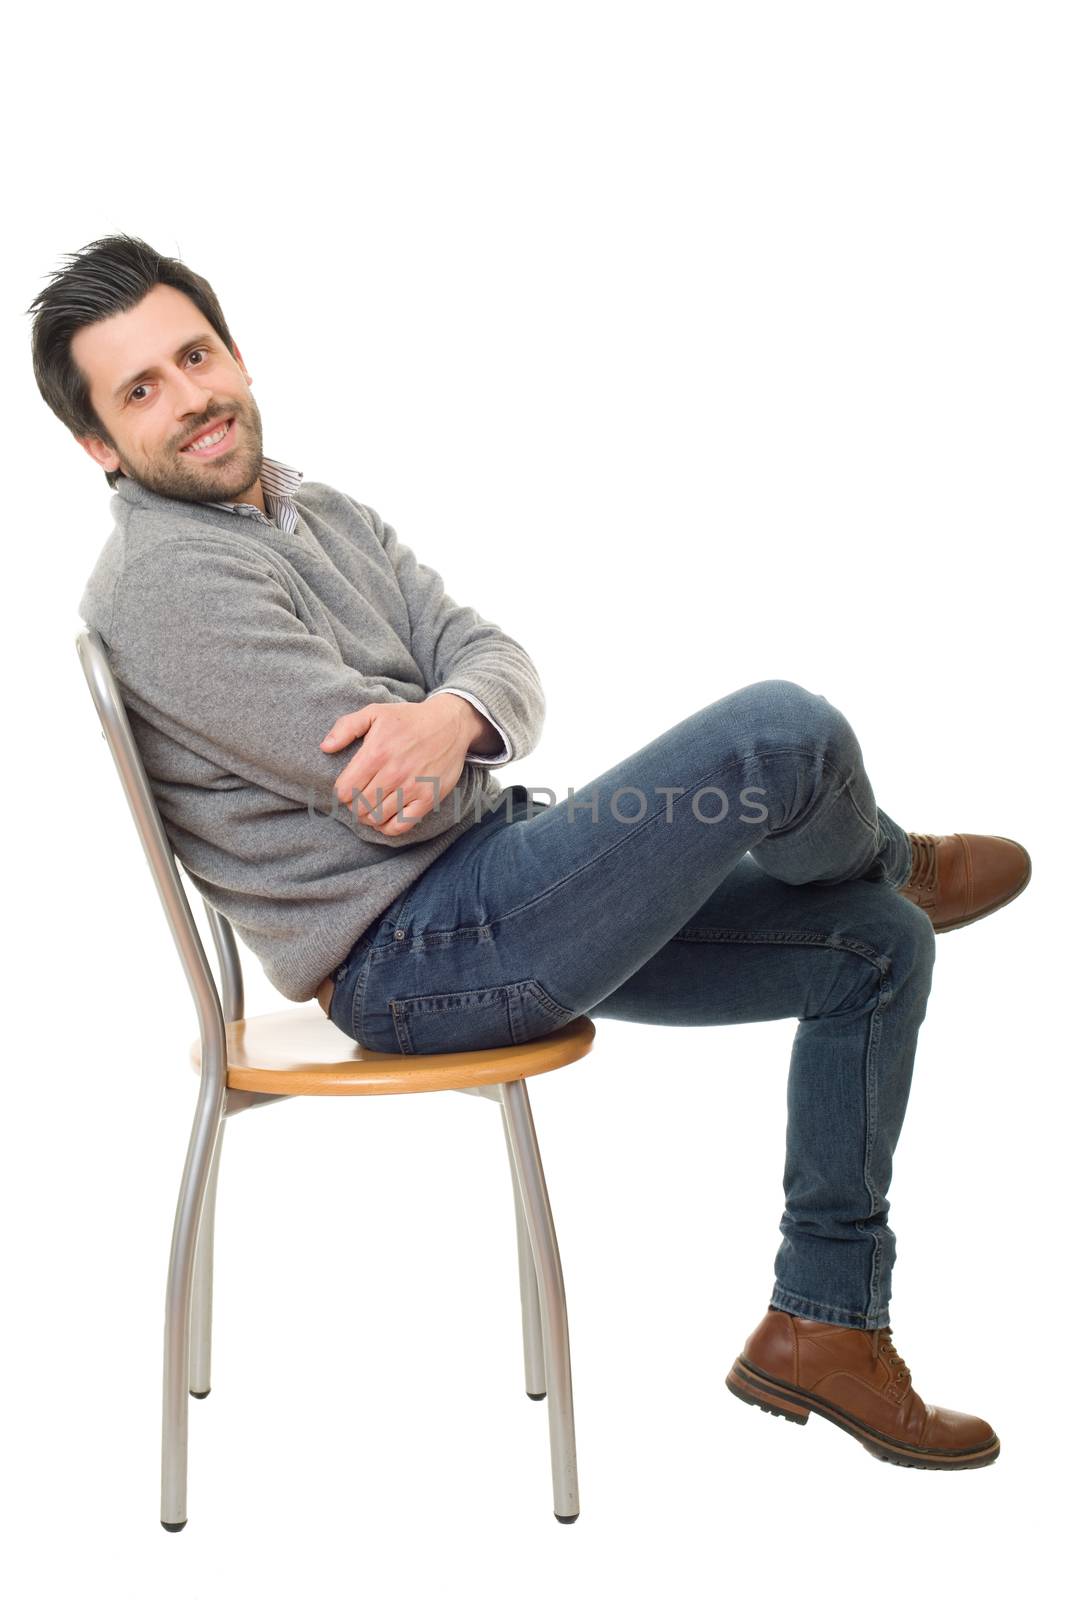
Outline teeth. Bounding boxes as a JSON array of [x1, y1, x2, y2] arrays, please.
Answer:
[[184, 420, 230, 452]]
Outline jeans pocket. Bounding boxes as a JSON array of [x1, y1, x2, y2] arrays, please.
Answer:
[[389, 979, 579, 1057]]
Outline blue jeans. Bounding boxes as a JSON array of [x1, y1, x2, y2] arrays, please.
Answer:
[[327, 679, 933, 1330]]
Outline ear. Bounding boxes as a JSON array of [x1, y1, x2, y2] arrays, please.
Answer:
[[232, 340, 252, 385], [76, 433, 120, 472]]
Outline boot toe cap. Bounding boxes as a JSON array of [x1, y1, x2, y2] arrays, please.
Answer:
[[921, 1403, 999, 1452], [971, 834, 1031, 895]]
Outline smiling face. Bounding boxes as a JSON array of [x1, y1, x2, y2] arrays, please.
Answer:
[[72, 283, 266, 510]]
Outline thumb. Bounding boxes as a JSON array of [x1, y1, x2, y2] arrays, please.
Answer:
[[321, 705, 374, 749]]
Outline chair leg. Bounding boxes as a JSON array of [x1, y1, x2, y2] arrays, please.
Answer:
[[501, 1105, 547, 1399], [190, 1120, 225, 1399], [498, 1078, 580, 1524], [161, 1096, 225, 1532]]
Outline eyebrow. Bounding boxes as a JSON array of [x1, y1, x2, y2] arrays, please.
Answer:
[[112, 335, 215, 402]]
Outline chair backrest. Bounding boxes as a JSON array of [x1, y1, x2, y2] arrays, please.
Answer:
[[75, 625, 245, 1060]]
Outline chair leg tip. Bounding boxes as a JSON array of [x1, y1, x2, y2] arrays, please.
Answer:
[[161, 1520, 187, 1533], [527, 1390, 547, 1401], [190, 1389, 211, 1399], [554, 1512, 579, 1524]]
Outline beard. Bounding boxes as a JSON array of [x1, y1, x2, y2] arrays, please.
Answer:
[[109, 391, 266, 505]]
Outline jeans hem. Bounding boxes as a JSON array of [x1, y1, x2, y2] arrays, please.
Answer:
[[873, 809, 914, 890], [769, 1285, 891, 1331]]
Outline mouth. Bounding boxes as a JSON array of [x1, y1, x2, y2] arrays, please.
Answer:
[[180, 415, 236, 458]]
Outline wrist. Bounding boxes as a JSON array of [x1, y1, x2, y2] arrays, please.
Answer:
[[434, 692, 502, 757]]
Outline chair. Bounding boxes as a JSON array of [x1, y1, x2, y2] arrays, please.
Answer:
[[75, 623, 595, 1531]]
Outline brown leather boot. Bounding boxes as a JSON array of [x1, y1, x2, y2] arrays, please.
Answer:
[[726, 1308, 1000, 1469], [897, 832, 1031, 932]]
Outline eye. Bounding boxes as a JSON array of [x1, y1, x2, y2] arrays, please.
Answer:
[[126, 347, 210, 404]]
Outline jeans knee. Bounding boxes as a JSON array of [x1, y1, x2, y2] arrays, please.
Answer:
[[731, 678, 851, 756], [884, 893, 937, 988]]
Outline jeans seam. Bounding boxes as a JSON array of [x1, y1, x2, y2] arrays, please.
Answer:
[[858, 968, 895, 1318], [350, 952, 374, 1042], [670, 925, 892, 976], [389, 997, 413, 1054]]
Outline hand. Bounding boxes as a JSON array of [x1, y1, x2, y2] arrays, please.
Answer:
[[320, 697, 474, 837]]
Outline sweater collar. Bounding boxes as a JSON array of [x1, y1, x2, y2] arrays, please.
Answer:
[[111, 454, 304, 532]]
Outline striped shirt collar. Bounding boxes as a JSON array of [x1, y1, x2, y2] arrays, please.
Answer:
[[207, 455, 304, 538]]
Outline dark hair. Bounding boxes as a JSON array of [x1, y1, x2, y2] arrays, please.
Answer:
[[26, 233, 237, 489]]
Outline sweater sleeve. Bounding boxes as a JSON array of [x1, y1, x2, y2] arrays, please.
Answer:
[[344, 497, 546, 764], [107, 539, 478, 848], [425, 686, 512, 765]]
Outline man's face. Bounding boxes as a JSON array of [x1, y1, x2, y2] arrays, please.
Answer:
[[72, 282, 265, 505]]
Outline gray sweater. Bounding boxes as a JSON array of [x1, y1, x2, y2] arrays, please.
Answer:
[[78, 474, 546, 1002]]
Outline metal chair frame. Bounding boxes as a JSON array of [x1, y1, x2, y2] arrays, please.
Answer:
[[75, 624, 581, 1530]]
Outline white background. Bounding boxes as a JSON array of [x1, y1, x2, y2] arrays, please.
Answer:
[[3, 3, 1063, 1595]]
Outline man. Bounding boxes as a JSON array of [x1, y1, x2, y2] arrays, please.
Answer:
[[31, 234, 1031, 1474]]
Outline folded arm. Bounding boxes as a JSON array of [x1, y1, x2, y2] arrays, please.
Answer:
[[108, 540, 480, 847]]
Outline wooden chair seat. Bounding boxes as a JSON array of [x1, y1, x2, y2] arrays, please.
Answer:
[[191, 1006, 596, 1096]]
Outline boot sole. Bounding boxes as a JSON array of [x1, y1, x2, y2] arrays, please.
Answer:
[[906, 837, 1032, 934], [725, 1358, 1000, 1470]]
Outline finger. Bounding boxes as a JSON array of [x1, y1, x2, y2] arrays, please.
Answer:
[[379, 817, 419, 836], [351, 782, 394, 823], [354, 777, 425, 826], [377, 803, 422, 835], [321, 705, 374, 751], [337, 761, 388, 809], [377, 785, 437, 834], [365, 783, 422, 827]]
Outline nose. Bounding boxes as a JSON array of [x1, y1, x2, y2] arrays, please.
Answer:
[[173, 364, 221, 423]]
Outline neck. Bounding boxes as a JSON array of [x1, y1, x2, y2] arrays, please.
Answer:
[[225, 477, 266, 514]]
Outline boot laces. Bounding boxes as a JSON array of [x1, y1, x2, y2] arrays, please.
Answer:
[[906, 833, 939, 892], [878, 1328, 912, 1390]]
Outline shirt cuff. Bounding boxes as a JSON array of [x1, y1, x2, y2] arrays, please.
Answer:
[[426, 687, 513, 765]]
